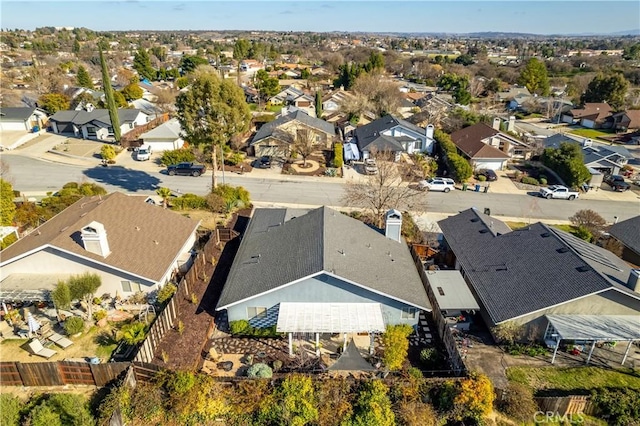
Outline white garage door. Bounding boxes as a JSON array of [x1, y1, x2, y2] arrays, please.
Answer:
[[145, 140, 184, 152], [0, 121, 27, 131], [475, 160, 505, 171]]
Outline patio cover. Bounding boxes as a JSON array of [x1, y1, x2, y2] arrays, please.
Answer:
[[276, 302, 385, 333], [546, 314, 640, 341], [0, 274, 71, 302], [426, 270, 480, 311], [328, 339, 376, 371]]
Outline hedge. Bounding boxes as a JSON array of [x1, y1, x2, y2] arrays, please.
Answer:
[[160, 149, 196, 166], [434, 129, 472, 182], [333, 142, 343, 168]]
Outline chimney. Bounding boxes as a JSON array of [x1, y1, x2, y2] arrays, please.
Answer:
[[492, 117, 501, 130], [627, 269, 640, 293], [507, 116, 516, 132], [80, 221, 110, 257], [425, 124, 434, 141], [385, 209, 402, 243]]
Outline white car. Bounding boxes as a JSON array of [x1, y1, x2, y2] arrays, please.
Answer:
[[419, 177, 455, 192], [364, 159, 378, 175]]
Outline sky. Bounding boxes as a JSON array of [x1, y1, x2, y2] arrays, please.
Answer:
[[2, 1, 639, 35]]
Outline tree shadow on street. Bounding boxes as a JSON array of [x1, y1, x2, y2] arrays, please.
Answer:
[[83, 166, 162, 192]]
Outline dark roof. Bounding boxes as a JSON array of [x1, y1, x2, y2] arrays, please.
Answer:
[[354, 114, 425, 152], [217, 206, 430, 310], [251, 110, 335, 144], [450, 123, 510, 160], [327, 339, 375, 371], [0, 107, 36, 122], [439, 209, 636, 324], [569, 103, 612, 120], [609, 216, 640, 255], [49, 109, 144, 126], [0, 193, 199, 282]]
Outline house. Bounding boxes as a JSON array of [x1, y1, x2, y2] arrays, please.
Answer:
[[139, 118, 184, 151], [609, 216, 640, 266], [449, 121, 530, 170], [215, 207, 431, 353], [270, 86, 315, 117], [240, 59, 264, 75], [496, 86, 531, 108], [562, 103, 613, 129], [49, 108, 149, 140], [606, 110, 640, 132], [544, 134, 631, 176], [321, 89, 357, 115], [438, 208, 640, 341], [0, 107, 48, 132], [250, 110, 336, 158], [353, 115, 434, 160], [0, 192, 200, 301]]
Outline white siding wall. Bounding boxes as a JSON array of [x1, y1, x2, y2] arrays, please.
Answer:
[[145, 139, 184, 152], [0, 121, 29, 131]]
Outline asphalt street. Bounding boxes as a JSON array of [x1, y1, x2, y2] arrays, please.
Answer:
[[3, 154, 639, 222]]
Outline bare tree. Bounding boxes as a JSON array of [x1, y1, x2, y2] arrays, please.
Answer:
[[352, 73, 402, 117], [154, 88, 178, 113], [342, 152, 429, 227], [292, 128, 316, 167], [569, 209, 607, 237]]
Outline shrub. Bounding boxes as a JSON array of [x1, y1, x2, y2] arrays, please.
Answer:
[[449, 153, 473, 182], [591, 387, 640, 426], [514, 170, 522, 180], [407, 367, 423, 379], [229, 320, 279, 337], [499, 382, 538, 422], [225, 152, 244, 166], [476, 174, 487, 182], [0, 394, 22, 426], [247, 363, 273, 378], [120, 322, 147, 345], [166, 371, 196, 395], [419, 347, 441, 367], [93, 310, 107, 322], [1, 233, 18, 250], [101, 144, 117, 161], [521, 176, 539, 185], [160, 148, 196, 166], [382, 324, 413, 371], [230, 320, 250, 335], [333, 142, 344, 168], [573, 225, 593, 242], [211, 184, 250, 210], [157, 283, 177, 304], [171, 193, 208, 210], [64, 316, 85, 335], [539, 177, 547, 185]]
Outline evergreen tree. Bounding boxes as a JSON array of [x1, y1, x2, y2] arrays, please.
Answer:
[[315, 90, 323, 118], [581, 73, 629, 110], [100, 48, 121, 142], [0, 179, 16, 226], [518, 58, 550, 95], [72, 39, 80, 53], [76, 65, 93, 89], [133, 48, 155, 81]]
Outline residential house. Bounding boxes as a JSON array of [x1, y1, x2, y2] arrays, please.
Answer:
[[496, 86, 531, 109], [0, 192, 200, 301], [0, 107, 48, 132], [562, 103, 613, 129], [321, 89, 357, 116], [250, 110, 336, 158], [449, 120, 531, 170], [270, 86, 315, 117], [544, 134, 631, 176], [139, 118, 185, 151], [240, 59, 264, 75], [353, 115, 434, 160], [606, 110, 640, 132], [438, 208, 640, 341], [609, 216, 640, 266], [49, 108, 149, 140], [216, 207, 431, 354]]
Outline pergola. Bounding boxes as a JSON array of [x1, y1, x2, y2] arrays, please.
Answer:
[[276, 302, 386, 356], [544, 314, 640, 366]]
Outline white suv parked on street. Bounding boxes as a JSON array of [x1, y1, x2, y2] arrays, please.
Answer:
[[418, 177, 455, 192]]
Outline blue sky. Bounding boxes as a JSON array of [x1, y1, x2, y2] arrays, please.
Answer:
[[2, 1, 639, 34]]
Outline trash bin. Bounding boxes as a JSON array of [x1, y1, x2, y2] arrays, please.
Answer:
[[484, 185, 489, 193], [484, 208, 491, 215], [32, 125, 40, 132], [475, 184, 481, 192], [462, 183, 468, 191]]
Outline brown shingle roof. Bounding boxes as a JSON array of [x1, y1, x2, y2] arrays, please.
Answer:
[[569, 103, 612, 121], [450, 123, 510, 159], [1, 192, 200, 282]]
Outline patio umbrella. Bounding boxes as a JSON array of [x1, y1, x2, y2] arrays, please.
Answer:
[[1, 301, 7, 316], [27, 312, 41, 335]]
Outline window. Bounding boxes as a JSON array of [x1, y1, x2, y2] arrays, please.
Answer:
[[86, 126, 97, 136], [414, 140, 423, 150], [121, 281, 132, 292], [247, 307, 267, 319], [315, 134, 321, 143], [107, 126, 114, 135], [132, 282, 141, 292], [401, 307, 417, 320]]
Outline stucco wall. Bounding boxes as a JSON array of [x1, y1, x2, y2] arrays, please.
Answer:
[[1, 247, 157, 297], [225, 273, 422, 328]]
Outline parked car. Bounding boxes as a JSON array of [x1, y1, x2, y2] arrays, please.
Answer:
[[364, 159, 378, 175], [135, 144, 152, 161], [418, 177, 455, 192], [167, 162, 206, 177], [604, 175, 631, 192], [476, 169, 497, 181], [259, 155, 272, 168], [538, 185, 579, 200]]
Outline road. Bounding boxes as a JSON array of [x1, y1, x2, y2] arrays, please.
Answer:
[[3, 155, 639, 222]]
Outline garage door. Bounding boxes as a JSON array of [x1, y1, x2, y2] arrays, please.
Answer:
[[0, 121, 26, 131], [56, 122, 75, 133], [475, 160, 505, 171]]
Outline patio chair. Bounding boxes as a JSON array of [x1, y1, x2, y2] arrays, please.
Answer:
[[27, 338, 58, 359], [48, 332, 74, 349]]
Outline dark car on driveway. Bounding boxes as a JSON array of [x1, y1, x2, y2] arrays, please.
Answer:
[[476, 169, 498, 181], [167, 162, 206, 177], [604, 174, 630, 191]]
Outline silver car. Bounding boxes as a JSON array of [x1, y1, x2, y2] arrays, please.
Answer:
[[418, 177, 455, 192]]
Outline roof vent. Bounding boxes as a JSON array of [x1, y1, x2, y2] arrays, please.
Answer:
[[338, 249, 346, 256], [541, 232, 551, 238], [557, 247, 569, 253], [470, 218, 480, 223], [576, 265, 590, 272], [479, 229, 489, 234], [437, 287, 445, 296]]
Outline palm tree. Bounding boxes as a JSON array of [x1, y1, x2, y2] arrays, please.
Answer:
[[120, 322, 147, 345], [156, 187, 172, 208]]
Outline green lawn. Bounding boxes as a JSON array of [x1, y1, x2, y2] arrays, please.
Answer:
[[249, 103, 282, 113], [507, 366, 640, 392], [505, 222, 575, 233], [568, 128, 615, 140]]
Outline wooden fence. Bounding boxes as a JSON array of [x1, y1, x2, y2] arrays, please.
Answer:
[[120, 113, 170, 148], [535, 395, 595, 416], [0, 361, 130, 387]]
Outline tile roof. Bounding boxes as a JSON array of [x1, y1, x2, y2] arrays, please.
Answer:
[[251, 110, 335, 144], [49, 109, 144, 126], [609, 216, 640, 255], [0, 107, 36, 122], [0, 193, 200, 282], [450, 123, 510, 159], [354, 114, 425, 152], [217, 206, 430, 310], [438, 208, 636, 324]]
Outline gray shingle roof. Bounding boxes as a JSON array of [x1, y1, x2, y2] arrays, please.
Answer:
[[49, 109, 144, 126], [354, 115, 425, 152], [217, 206, 430, 310], [251, 110, 335, 144], [609, 216, 640, 255], [438, 209, 635, 324], [0, 107, 36, 122], [140, 118, 182, 140]]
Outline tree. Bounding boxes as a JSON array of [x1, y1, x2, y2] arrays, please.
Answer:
[[352, 73, 402, 117], [233, 39, 250, 85], [569, 209, 606, 237], [39, 93, 70, 113], [133, 48, 155, 81], [541, 142, 591, 188], [72, 39, 80, 54], [342, 153, 429, 227], [454, 373, 494, 421], [381, 324, 413, 370], [366, 51, 385, 72], [112, 91, 128, 108], [0, 179, 16, 226], [350, 380, 395, 426], [120, 322, 147, 345], [291, 128, 316, 167], [121, 82, 143, 101], [498, 382, 538, 423], [300, 68, 311, 79], [76, 65, 93, 89], [179, 55, 209, 74], [154, 89, 178, 113], [254, 69, 279, 103], [518, 58, 550, 95], [277, 375, 318, 425], [581, 73, 629, 110], [315, 90, 323, 118], [51, 280, 72, 315], [100, 144, 116, 161], [156, 187, 172, 208], [100, 47, 121, 142], [175, 72, 251, 188], [70, 91, 96, 110], [68, 272, 101, 321]]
